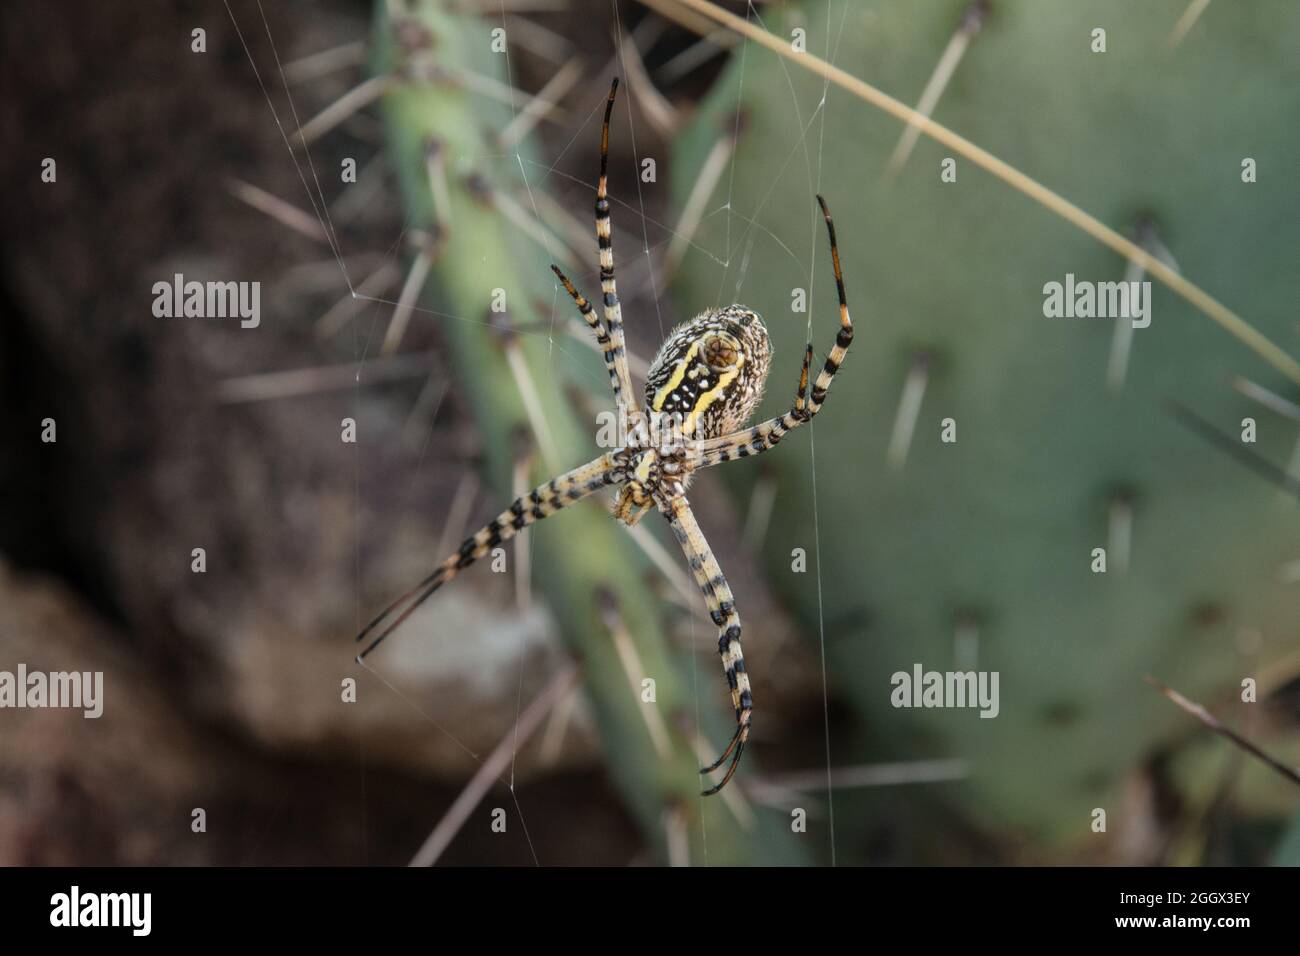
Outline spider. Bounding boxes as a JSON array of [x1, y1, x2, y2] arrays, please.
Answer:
[[356, 78, 853, 795]]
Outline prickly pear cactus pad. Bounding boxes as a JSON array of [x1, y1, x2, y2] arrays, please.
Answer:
[[670, 0, 1300, 844], [369, 0, 805, 863]]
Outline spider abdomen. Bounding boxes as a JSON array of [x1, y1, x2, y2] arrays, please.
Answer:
[[643, 305, 772, 440]]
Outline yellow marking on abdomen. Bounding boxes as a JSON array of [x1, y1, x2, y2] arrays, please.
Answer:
[[683, 366, 739, 433], [651, 340, 703, 413], [651, 337, 744, 434]]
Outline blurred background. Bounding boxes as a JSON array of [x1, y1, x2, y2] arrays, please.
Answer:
[[1, 0, 1297, 866]]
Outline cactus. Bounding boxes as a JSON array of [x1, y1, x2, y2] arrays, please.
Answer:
[[671, 0, 1300, 847], [370, 0, 806, 863]]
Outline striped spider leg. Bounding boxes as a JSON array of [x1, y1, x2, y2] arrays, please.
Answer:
[[670, 196, 854, 793], [693, 196, 854, 470], [354, 454, 618, 660], [356, 74, 856, 798], [552, 77, 639, 431], [663, 494, 750, 794], [358, 80, 635, 662]]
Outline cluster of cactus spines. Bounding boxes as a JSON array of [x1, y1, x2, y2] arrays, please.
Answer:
[[671, 0, 1300, 846], [370, 0, 806, 862]]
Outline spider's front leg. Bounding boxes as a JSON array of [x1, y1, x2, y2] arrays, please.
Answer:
[[355, 453, 617, 660], [662, 494, 751, 795]]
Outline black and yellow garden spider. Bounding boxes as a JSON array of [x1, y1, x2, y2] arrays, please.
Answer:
[[356, 78, 854, 795]]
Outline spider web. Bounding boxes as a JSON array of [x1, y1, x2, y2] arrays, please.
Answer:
[[197, 0, 1300, 872], [220, 0, 857, 866]]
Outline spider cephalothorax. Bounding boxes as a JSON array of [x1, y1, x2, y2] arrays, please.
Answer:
[[356, 78, 854, 796]]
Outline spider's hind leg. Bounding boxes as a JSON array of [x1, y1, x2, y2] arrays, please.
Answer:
[[694, 195, 853, 468], [593, 78, 637, 411], [549, 78, 637, 416], [551, 264, 629, 411]]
